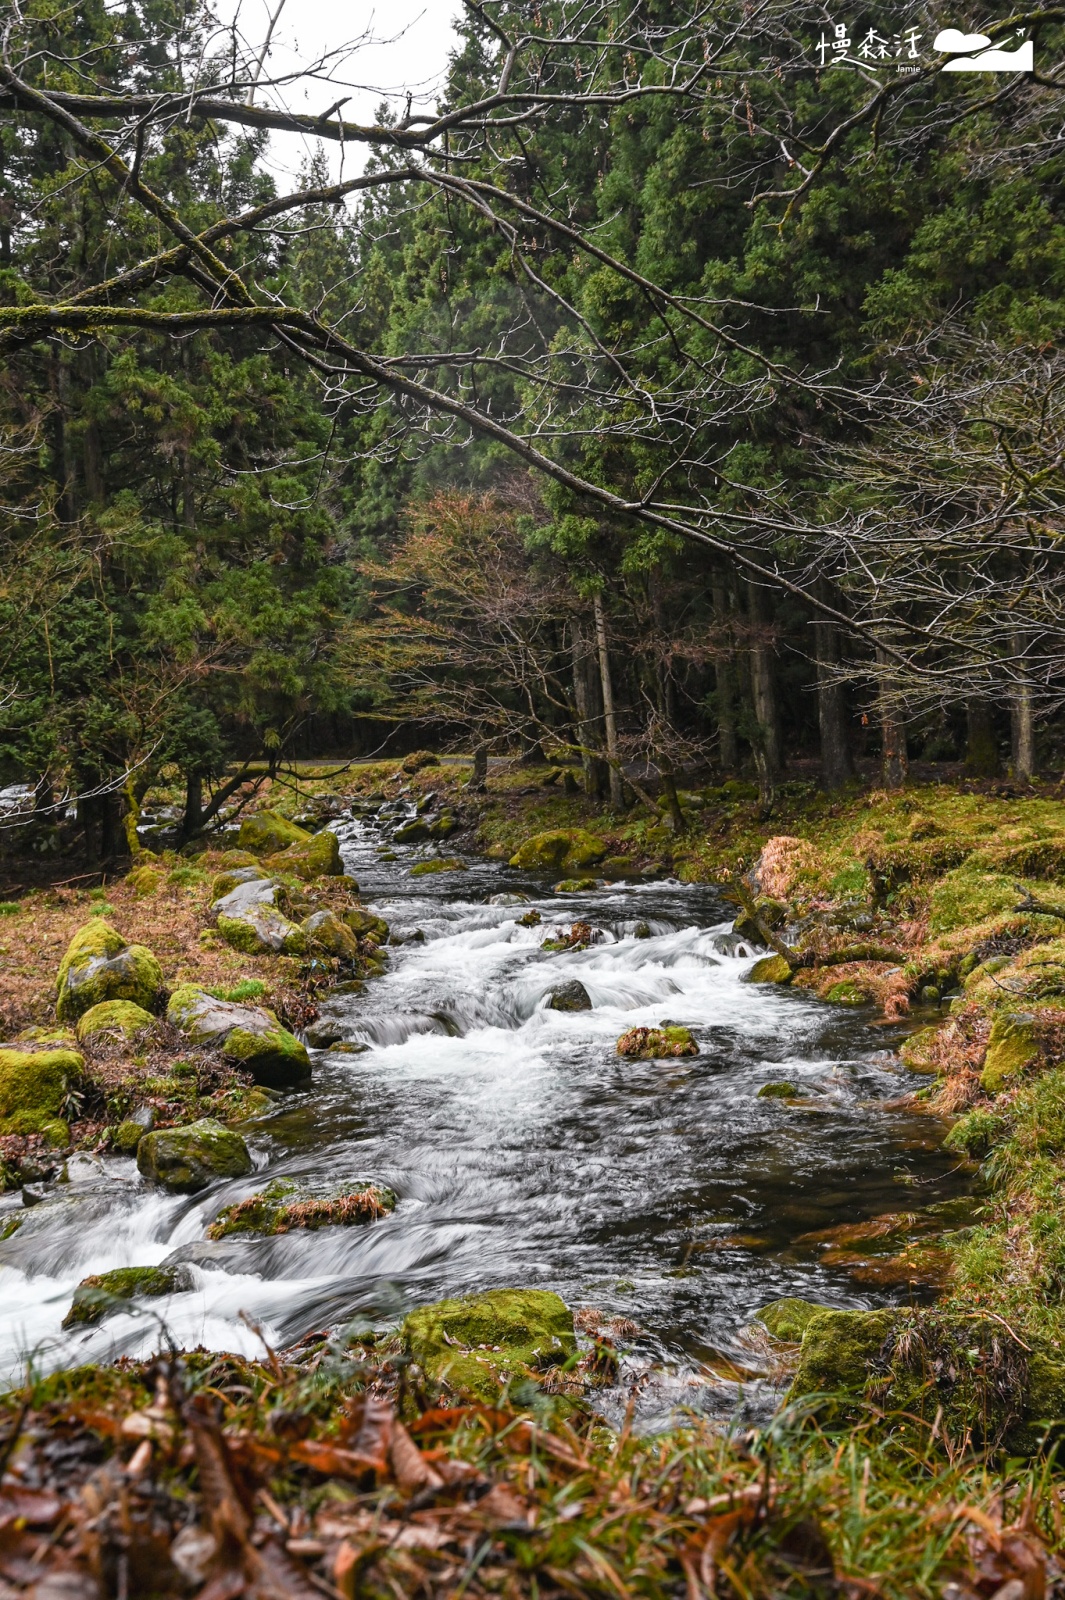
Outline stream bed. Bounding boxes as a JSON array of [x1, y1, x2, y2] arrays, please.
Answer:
[[0, 809, 965, 1422]]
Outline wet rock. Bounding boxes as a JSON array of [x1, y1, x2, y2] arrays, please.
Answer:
[[167, 985, 311, 1089], [508, 829, 607, 874], [745, 954, 792, 985], [0, 1045, 83, 1138], [516, 909, 542, 927], [757, 1081, 799, 1101], [62, 1263, 195, 1327], [263, 829, 342, 880], [487, 893, 529, 906], [711, 932, 752, 956], [402, 1288, 576, 1403], [55, 920, 164, 1022], [426, 815, 457, 839], [616, 1025, 698, 1060], [791, 1308, 896, 1395], [342, 908, 390, 945], [600, 856, 636, 880], [238, 809, 312, 857], [207, 1177, 396, 1239], [757, 1297, 831, 1342], [137, 1117, 253, 1193], [546, 980, 592, 1012], [301, 910, 359, 961], [411, 857, 466, 876], [304, 1018, 346, 1049], [61, 1152, 105, 1185], [981, 1011, 1038, 1094], [393, 819, 430, 843], [632, 922, 652, 939], [75, 999, 156, 1045], [553, 877, 599, 893]]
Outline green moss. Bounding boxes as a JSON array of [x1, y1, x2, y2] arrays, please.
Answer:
[[825, 980, 868, 1006], [264, 829, 342, 880], [216, 907, 306, 956], [758, 1080, 799, 1100], [746, 954, 793, 984], [410, 857, 466, 876], [553, 877, 598, 892], [137, 1117, 253, 1192], [508, 829, 607, 873], [62, 1264, 193, 1328], [211, 866, 268, 902], [342, 909, 389, 944], [757, 1297, 830, 1341], [128, 866, 163, 897], [75, 999, 156, 1044], [402, 1288, 576, 1402], [238, 809, 312, 857], [899, 1026, 940, 1074], [301, 910, 359, 959], [206, 979, 267, 1003], [112, 1119, 148, 1154], [55, 920, 163, 1021], [0, 1046, 82, 1121], [942, 1107, 1005, 1159], [928, 868, 1029, 937], [616, 1025, 698, 1059], [222, 1024, 311, 1090], [791, 1308, 897, 1397], [207, 1178, 396, 1238], [981, 1011, 1039, 1093]]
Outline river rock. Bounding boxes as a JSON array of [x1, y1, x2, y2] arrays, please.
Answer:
[[757, 1297, 831, 1342], [62, 1263, 195, 1328], [264, 829, 342, 880], [167, 985, 312, 1089], [508, 829, 607, 874], [402, 1288, 576, 1403], [0, 1045, 83, 1137], [616, 1025, 698, 1060], [487, 893, 529, 906], [342, 908, 389, 944], [75, 999, 156, 1045], [212, 879, 306, 955], [207, 1177, 396, 1239], [211, 864, 269, 902], [137, 1117, 252, 1193], [55, 920, 163, 1021], [304, 1018, 346, 1048], [757, 1080, 799, 1101], [393, 819, 430, 843], [981, 1011, 1039, 1093], [238, 809, 312, 856], [301, 910, 359, 961], [746, 954, 793, 984], [410, 857, 465, 876], [546, 980, 592, 1012]]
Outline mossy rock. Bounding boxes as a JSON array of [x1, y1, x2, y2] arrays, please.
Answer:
[[402, 1288, 576, 1402], [264, 829, 342, 880], [211, 865, 269, 902], [600, 856, 636, 879], [75, 1000, 156, 1046], [167, 985, 311, 1089], [757, 1297, 830, 1342], [393, 819, 430, 844], [0, 1046, 83, 1123], [207, 1178, 396, 1239], [216, 904, 306, 956], [137, 1117, 252, 1193], [301, 910, 359, 960], [553, 877, 599, 892], [62, 1264, 194, 1328], [943, 1107, 1005, 1159], [402, 750, 439, 772], [342, 908, 389, 945], [112, 1119, 149, 1154], [128, 865, 164, 898], [508, 829, 607, 874], [981, 1011, 1039, 1093], [900, 1025, 940, 1074], [55, 920, 163, 1022], [426, 815, 457, 839], [758, 1080, 799, 1101], [825, 980, 868, 1007], [790, 1308, 897, 1397], [410, 857, 466, 876], [616, 1025, 698, 1060], [546, 981, 592, 1012], [746, 954, 793, 985], [238, 810, 312, 857]]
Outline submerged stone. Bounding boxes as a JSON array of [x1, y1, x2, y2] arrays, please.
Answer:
[[757, 1080, 799, 1100], [402, 1288, 576, 1402], [616, 1025, 698, 1060], [207, 1178, 396, 1239], [55, 920, 163, 1022], [62, 1264, 194, 1327], [137, 1118, 252, 1193]]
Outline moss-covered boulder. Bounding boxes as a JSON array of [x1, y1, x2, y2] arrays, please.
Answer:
[[342, 908, 389, 945], [402, 1288, 576, 1402], [508, 830, 607, 874], [825, 980, 868, 1006], [553, 877, 599, 893], [167, 985, 311, 1089], [128, 865, 164, 898], [211, 864, 269, 903], [981, 1011, 1039, 1093], [746, 954, 793, 985], [790, 1308, 897, 1396], [75, 1000, 156, 1045], [301, 910, 359, 960], [207, 1178, 396, 1239], [238, 809, 312, 857], [757, 1297, 830, 1342], [393, 819, 430, 843], [55, 920, 163, 1022], [757, 1080, 799, 1100], [62, 1264, 195, 1328], [264, 828, 342, 880], [616, 1025, 698, 1059], [137, 1117, 252, 1193], [426, 815, 457, 839], [211, 880, 306, 956], [112, 1119, 149, 1154], [899, 1025, 940, 1074], [0, 1045, 82, 1134], [410, 857, 466, 876]]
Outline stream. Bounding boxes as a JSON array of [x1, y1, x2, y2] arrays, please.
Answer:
[[0, 806, 964, 1423]]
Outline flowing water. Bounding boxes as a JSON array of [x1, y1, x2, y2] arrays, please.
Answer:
[[0, 807, 964, 1422]]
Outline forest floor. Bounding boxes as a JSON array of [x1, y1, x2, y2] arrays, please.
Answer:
[[5, 756, 1065, 1595]]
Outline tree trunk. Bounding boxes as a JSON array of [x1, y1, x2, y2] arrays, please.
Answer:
[[1012, 665, 1036, 783], [593, 591, 626, 809], [659, 759, 685, 832], [876, 647, 909, 790], [712, 584, 738, 770], [183, 771, 204, 839], [467, 742, 488, 793], [814, 609, 852, 791], [965, 700, 1000, 778], [572, 626, 608, 798], [747, 580, 781, 789]]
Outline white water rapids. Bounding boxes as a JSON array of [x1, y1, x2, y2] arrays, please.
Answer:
[[0, 808, 960, 1420]]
